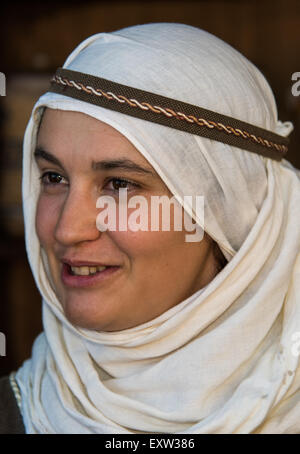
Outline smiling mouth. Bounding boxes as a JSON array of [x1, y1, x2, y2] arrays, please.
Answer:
[[69, 265, 109, 276], [61, 262, 121, 288]]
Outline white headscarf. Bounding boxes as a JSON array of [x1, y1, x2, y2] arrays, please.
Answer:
[[15, 23, 300, 434]]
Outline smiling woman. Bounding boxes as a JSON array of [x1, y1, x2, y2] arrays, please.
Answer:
[[34, 108, 219, 332], [1, 23, 299, 434]]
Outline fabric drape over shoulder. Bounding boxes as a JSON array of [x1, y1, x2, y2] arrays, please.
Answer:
[[15, 23, 300, 434]]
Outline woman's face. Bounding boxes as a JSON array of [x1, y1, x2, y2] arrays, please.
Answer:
[[35, 109, 218, 331]]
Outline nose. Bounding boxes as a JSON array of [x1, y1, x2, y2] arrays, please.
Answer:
[[54, 188, 101, 246]]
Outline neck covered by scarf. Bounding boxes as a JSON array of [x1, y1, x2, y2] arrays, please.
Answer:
[[16, 23, 300, 434]]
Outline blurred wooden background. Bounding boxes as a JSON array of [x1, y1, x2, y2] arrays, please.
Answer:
[[0, 0, 299, 375]]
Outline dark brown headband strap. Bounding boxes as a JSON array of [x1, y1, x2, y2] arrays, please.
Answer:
[[48, 67, 289, 161]]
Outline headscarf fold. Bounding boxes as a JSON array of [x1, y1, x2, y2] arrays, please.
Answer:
[[15, 23, 300, 434]]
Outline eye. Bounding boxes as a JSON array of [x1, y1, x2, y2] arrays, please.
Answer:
[[104, 178, 140, 192], [40, 171, 68, 186]]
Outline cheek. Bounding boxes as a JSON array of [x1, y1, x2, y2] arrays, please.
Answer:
[[109, 226, 188, 271], [35, 194, 60, 247], [108, 198, 186, 256]]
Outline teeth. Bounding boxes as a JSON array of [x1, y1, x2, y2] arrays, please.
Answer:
[[70, 265, 107, 276]]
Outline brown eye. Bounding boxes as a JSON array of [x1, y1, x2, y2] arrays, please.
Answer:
[[105, 178, 140, 192], [40, 171, 68, 186], [112, 179, 131, 190]]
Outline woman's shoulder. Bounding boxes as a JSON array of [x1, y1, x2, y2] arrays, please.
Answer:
[[0, 375, 25, 434]]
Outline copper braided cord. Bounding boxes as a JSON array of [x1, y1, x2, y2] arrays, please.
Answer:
[[49, 68, 289, 161]]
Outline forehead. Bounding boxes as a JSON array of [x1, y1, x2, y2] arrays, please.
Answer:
[[36, 108, 151, 167]]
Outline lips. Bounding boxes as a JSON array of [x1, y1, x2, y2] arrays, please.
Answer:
[[61, 259, 121, 288]]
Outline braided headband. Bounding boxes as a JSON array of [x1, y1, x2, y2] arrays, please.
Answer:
[[49, 68, 289, 161]]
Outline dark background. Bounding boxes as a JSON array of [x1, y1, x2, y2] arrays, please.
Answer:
[[0, 0, 299, 375]]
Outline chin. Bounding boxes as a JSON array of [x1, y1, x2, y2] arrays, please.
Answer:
[[61, 292, 120, 332]]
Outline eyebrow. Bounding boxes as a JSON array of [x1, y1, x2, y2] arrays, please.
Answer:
[[91, 159, 155, 176], [34, 146, 156, 177], [34, 146, 64, 168]]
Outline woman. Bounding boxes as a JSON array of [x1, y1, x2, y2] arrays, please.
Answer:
[[1, 23, 299, 434]]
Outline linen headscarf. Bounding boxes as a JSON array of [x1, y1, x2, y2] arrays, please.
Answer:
[[15, 23, 300, 434]]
